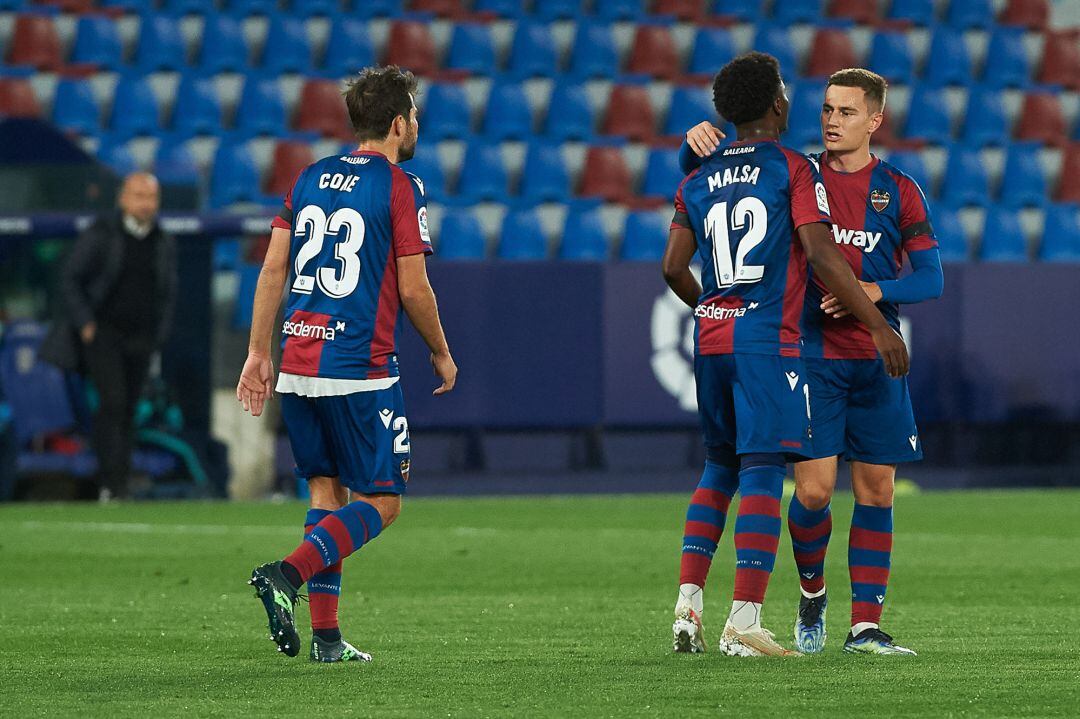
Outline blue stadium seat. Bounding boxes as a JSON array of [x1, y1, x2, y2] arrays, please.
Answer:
[[0, 323, 76, 446], [946, 0, 994, 28], [787, 82, 827, 147], [171, 75, 222, 135], [101, 0, 154, 8], [51, 79, 99, 136], [752, 25, 798, 79], [559, 206, 609, 260], [508, 20, 558, 78], [689, 27, 735, 76], [498, 208, 548, 259], [884, 150, 932, 196], [923, 27, 972, 86], [867, 31, 914, 84], [210, 141, 261, 207], [533, 0, 582, 21], [154, 141, 200, 186], [403, 150, 445, 202], [96, 138, 138, 175], [620, 211, 667, 261], [940, 146, 990, 207], [227, 0, 279, 16], [321, 19, 374, 76], [457, 140, 508, 203], [979, 206, 1027, 260], [437, 209, 487, 260], [213, 238, 242, 272], [664, 85, 715, 136], [771, 0, 823, 24], [519, 141, 571, 203], [887, 0, 935, 24], [421, 83, 471, 140], [446, 23, 496, 74], [594, 0, 645, 21], [232, 262, 260, 329], [133, 14, 186, 72], [352, 0, 403, 18], [70, 15, 123, 70], [543, 81, 594, 141], [982, 27, 1030, 88], [714, 0, 765, 20], [197, 15, 249, 73], [569, 21, 618, 79], [903, 85, 953, 144], [482, 82, 533, 141], [474, 0, 525, 17], [160, 0, 217, 13], [933, 206, 969, 260], [234, 78, 286, 136], [642, 148, 683, 200], [998, 142, 1046, 208], [109, 76, 160, 137], [292, 0, 345, 17], [261, 15, 313, 75], [961, 87, 1009, 147], [1039, 204, 1080, 261]]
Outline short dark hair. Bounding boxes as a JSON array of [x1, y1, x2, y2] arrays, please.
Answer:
[[712, 52, 783, 125], [827, 68, 888, 113], [342, 65, 419, 141]]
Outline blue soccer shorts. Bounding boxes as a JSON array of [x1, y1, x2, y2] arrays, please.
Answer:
[[803, 357, 921, 465], [280, 382, 411, 495], [695, 353, 814, 461]]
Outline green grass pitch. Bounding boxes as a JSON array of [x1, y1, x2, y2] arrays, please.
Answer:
[[2, 489, 1078, 718]]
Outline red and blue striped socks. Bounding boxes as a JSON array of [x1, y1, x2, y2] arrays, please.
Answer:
[[679, 460, 740, 589], [787, 495, 832, 596], [731, 456, 785, 605], [849, 503, 893, 633], [303, 509, 343, 641], [284, 500, 384, 586]]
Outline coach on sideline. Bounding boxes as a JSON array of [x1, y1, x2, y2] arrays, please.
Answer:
[[41, 172, 177, 500]]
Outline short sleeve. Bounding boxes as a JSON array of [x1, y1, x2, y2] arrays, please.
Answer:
[[271, 169, 304, 231], [894, 172, 938, 253], [390, 168, 434, 257], [670, 168, 699, 230], [785, 150, 832, 230]]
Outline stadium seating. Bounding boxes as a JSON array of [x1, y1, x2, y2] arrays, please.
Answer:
[[385, 21, 437, 76], [96, 138, 137, 175], [133, 15, 186, 72], [1057, 144, 1080, 203], [946, 0, 995, 29], [595, 0, 646, 21], [422, 83, 472, 141], [210, 141, 263, 207], [234, 78, 286, 136], [294, 79, 351, 140], [998, 142, 1047, 208], [1037, 30, 1080, 90], [321, 20, 375, 77], [885, 150, 932, 195], [482, 83, 534, 141], [940, 146, 991, 207], [543, 81, 594, 141], [579, 145, 632, 203], [498, 208, 548, 259], [773, 0, 824, 25], [1000, 0, 1050, 30], [474, 0, 526, 18], [1014, 92, 1068, 146], [603, 84, 656, 142], [752, 25, 797, 79], [265, 140, 314, 197], [154, 141, 201, 186], [688, 27, 736, 76], [620, 211, 667, 261], [404, 149, 446, 203], [981, 27, 1030, 87], [641, 148, 683, 202], [979, 206, 1027, 261], [8, 15, 63, 70], [569, 21, 619, 78], [923, 27, 973, 86], [933, 207, 970, 261], [664, 86, 715, 137], [805, 28, 858, 79], [197, 15, 249, 73], [261, 15, 313, 75], [867, 31, 915, 84], [903, 85, 953, 144], [70, 15, 124, 70], [519, 142, 571, 204], [508, 21, 558, 78], [352, 0, 404, 18], [961, 88, 1009, 147], [1039, 204, 1080, 261], [109, 75, 160, 137], [171, 75, 222, 135], [438, 209, 487, 260], [0, 77, 40, 118], [887, 0, 935, 25], [51, 79, 98, 135], [787, 82, 827, 147], [446, 23, 496, 74], [457, 140, 509, 203], [559, 206, 609, 260], [627, 24, 681, 80], [714, 0, 765, 21], [829, 0, 879, 24], [534, 0, 583, 21]]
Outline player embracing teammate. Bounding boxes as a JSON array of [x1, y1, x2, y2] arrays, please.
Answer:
[[664, 52, 909, 657], [237, 66, 456, 662]]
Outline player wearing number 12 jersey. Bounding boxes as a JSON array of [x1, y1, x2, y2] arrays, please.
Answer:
[[236, 66, 457, 662], [662, 52, 908, 658]]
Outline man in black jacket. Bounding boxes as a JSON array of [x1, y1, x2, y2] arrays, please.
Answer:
[[42, 172, 177, 499]]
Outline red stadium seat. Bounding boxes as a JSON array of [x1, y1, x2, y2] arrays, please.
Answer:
[[579, 146, 633, 203], [1014, 92, 1068, 146], [828, 0, 880, 23], [385, 21, 438, 76], [999, 0, 1050, 30], [872, 110, 899, 148], [805, 29, 858, 79], [1038, 30, 1080, 90], [7, 15, 63, 70], [294, 79, 353, 140], [602, 84, 656, 142], [652, 0, 708, 21], [1057, 143, 1080, 203], [409, 0, 465, 17], [0, 78, 42, 118], [627, 25, 682, 79], [266, 141, 315, 198]]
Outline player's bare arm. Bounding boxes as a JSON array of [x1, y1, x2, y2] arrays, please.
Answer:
[[798, 222, 909, 377], [398, 252, 457, 395], [236, 226, 290, 416], [661, 227, 702, 309]]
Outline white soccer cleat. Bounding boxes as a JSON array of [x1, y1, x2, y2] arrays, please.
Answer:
[[672, 606, 707, 653], [719, 622, 803, 658]]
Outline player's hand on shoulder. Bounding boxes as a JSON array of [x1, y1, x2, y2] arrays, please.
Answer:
[[869, 326, 910, 379], [237, 351, 275, 416], [686, 122, 726, 157], [431, 351, 457, 396], [820, 282, 882, 319]]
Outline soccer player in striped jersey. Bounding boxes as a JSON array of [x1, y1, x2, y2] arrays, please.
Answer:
[[679, 69, 943, 656], [664, 53, 908, 658], [236, 66, 457, 662]]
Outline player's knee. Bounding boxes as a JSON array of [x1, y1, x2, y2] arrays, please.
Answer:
[[308, 477, 344, 511], [851, 464, 895, 507], [854, 484, 893, 507], [377, 498, 402, 528], [796, 483, 833, 510]]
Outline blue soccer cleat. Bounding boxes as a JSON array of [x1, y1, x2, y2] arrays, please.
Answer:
[[843, 627, 917, 656], [794, 592, 827, 653]]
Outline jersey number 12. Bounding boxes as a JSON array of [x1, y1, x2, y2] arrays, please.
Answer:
[[704, 197, 767, 288], [291, 205, 365, 298]]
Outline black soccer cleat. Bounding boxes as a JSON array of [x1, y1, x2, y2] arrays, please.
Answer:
[[310, 635, 373, 663], [248, 561, 301, 657]]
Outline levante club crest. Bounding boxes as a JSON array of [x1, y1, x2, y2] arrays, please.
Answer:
[[400, 459, 410, 483], [870, 189, 891, 212]]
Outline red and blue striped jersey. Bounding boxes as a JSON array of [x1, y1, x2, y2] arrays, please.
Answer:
[[270, 150, 432, 393], [671, 139, 832, 357], [801, 154, 937, 360]]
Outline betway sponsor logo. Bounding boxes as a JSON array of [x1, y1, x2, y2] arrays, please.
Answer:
[[832, 226, 882, 253], [282, 318, 345, 341], [694, 301, 758, 321]]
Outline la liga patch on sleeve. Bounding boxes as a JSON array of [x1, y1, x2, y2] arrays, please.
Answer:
[[815, 182, 830, 215]]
